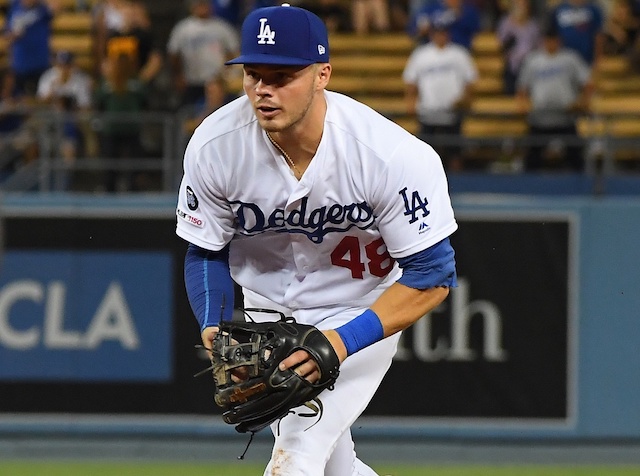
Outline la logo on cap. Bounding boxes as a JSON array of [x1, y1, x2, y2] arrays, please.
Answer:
[[257, 18, 276, 44]]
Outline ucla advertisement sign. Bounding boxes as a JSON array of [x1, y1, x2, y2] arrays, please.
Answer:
[[0, 251, 173, 381]]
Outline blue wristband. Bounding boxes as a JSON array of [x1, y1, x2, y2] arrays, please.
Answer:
[[335, 309, 385, 356]]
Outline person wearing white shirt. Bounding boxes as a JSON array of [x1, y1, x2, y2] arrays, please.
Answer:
[[37, 50, 94, 189], [403, 17, 477, 170]]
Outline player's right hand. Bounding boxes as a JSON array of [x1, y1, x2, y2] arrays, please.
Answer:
[[278, 329, 347, 383], [202, 326, 249, 383], [200, 326, 219, 357]]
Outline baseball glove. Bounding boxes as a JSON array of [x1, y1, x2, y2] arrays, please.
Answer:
[[196, 309, 341, 434]]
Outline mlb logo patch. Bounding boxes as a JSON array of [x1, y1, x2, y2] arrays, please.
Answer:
[[186, 186, 199, 211]]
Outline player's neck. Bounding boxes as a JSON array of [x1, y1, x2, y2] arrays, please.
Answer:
[[269, 130, 322, 161], [267, 98, 326, 171], [267, 131, 318, 179]]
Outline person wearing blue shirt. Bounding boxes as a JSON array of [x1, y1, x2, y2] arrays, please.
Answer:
[[408, 0, 481, 49], [549, 0, 604, 65], [211, 0, 243, 27], [209, 0, 276, 27], [4, 0, 56, 97]]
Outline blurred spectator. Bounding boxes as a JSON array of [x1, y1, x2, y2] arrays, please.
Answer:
[[75, 0, 92, 11], [94, 53, 148, 192], [602, 0, 640, 54], [351, 0, 391, 34], [209, 0, 276, 27], [183, 74, 237, 136], [408, 0, 429, 16], [408, 0, 481, 49], [0, 89, 39, 186], [250, 0, 278, 9], [497, 0, 541, 95], [298, 0, 351, 32], [629, 0, 640, 70], [37, 51, 92, 110], [102, 1, 164, 85], [92, 1, 162, 85], [92, 0, 131, 78], [167, 0, 239, 107], [403, 17, 478, 170], [388, 0, 410, 30], [4, 0, 61, 99], [516, 25, 593, 171], [547, 0, 604, 66], [211, 0, 250, 27], [473, 0, 508, 29], [37, 50, 93, 188]]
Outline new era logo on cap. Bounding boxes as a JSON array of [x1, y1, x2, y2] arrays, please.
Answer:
[[226, 4, 329, 66]]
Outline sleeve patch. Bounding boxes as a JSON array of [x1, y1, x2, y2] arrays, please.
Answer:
[[399, 187, 430, 224], [186, 185, 199, 210], [177, 208, 205, 228]]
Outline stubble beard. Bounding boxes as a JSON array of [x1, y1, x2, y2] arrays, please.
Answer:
[[257, 83, 318, 135]]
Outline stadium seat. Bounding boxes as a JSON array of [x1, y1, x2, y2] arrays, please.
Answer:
[[474, 56, 504, 77], [462, 117, 527, 137], [474, 76, 504, 96], [470, 96, 522, 115], [329, 75, 404, 95], [329, 55, 407, 75], [329, 33, 414, 55], [592, 95, 640, 115], [51, 34, 93, 56], [595, 55, 630, 78], [53, 12, 93, 33], [596, 77, 640, 95], [472, 32, 501, 56], [356, 96, 406, 115], [393, 116, 419, 135]]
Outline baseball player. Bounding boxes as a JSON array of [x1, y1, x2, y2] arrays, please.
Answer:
[[176, 4, 458, 475]]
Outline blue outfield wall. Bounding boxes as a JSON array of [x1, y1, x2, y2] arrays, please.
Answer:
[[0, 182, 639, 441]]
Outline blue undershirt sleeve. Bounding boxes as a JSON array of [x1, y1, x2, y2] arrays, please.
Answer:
[[184, 243, 234, 331], [396, 237, 457, 289]]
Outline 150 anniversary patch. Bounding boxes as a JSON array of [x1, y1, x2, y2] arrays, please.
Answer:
[[177, 208, 204, 228]]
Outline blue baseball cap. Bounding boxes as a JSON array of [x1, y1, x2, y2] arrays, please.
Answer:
[[56, 50, 75, 65], [430, 10, 457, 31], [225, 4, 329, 66]]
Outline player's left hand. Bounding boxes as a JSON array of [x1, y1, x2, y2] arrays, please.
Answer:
[[278, 330, 347, 382]]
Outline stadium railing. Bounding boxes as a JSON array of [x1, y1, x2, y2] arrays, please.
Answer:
[[0, 108, 639, 194]]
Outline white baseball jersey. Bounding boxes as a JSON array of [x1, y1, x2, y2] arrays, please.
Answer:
[[403, 42, 477, 125], [176, 91, 457, 320]]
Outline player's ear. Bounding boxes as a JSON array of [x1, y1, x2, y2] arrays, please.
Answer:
[[316, 63, 332, 88]]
